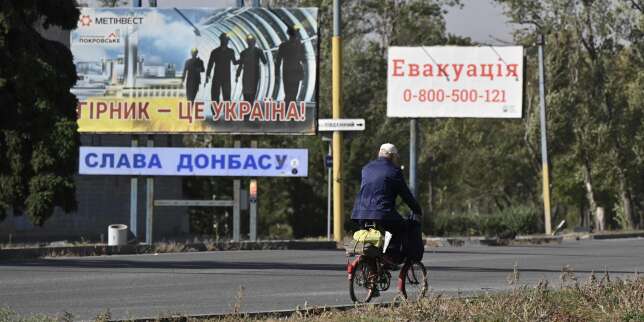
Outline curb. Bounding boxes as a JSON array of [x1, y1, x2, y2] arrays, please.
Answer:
[[591, 231, 644, 240], [0, 240, 338, 260], [2, 231, 642, 259], [424, 235, 563, 247]]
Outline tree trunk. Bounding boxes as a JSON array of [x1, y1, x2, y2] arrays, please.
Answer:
[[595, 206, 605, 232], [581, 161, 600, 231], [427, 174, 433, 214], [618, 171, 635, 230]]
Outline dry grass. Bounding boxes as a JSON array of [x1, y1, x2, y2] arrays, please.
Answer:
[[206, 273, 644, 322]]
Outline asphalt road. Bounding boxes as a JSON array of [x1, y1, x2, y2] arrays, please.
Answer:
[[1, 238, 643, 320]]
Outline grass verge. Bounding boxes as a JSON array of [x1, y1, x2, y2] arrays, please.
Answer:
[[1, 273, 641, 322]]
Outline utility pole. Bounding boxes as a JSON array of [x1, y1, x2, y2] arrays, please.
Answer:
[[409, 119, 417, 196], [332, 0, 344, 242], [538, 33, 552, 235], [129, 0, 143, 242]]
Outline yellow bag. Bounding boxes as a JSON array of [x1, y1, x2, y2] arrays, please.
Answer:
[[345, 228, 383, 256], [353, 228, 383, 247]]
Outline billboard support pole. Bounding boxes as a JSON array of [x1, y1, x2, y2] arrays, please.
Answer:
[[538, 34, 552, 235], [409, 118, 417, 197], [250, 140, 258, 241], [130, 136, 138, 240], [327, 139, 332, 240], [145, 135, 155, 244], [129, 0, 142, 243], [233, 140, 241, 242], [332, 0, 344, 242]]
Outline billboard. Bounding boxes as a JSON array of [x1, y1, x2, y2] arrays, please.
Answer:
[[71, 7, 318, 134], [387, 46, 523, 118], [79, 147, 308, 177]]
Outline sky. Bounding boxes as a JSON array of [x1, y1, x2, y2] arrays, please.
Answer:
[[81, 0, 517, 44], [72, 8, 213, 68], [445, 0, 516, 45]]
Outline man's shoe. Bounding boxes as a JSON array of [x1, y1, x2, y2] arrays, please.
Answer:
[[370, 287, 380, 297]]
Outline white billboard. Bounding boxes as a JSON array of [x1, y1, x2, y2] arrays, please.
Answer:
[[387, 46, 523, 118]]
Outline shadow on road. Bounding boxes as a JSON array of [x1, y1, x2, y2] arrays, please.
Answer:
[[0, 257, 638, 276], [0, 258, 348, 271]]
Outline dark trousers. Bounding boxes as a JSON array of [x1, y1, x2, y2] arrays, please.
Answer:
[[283, 77, 300, 103], [211, 77, 231, 101], [243, 92, 256, 103], [186, 82, 199, 102], [357, 219, 405, 263]]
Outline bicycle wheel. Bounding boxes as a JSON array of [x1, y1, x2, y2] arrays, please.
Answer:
[[349, 257, 376, 303], [399, 261, 428, 301]]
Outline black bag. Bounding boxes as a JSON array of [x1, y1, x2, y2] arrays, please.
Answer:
[[403, 218, 424, 262]]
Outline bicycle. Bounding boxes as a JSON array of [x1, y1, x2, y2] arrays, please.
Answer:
[[346, 223, 428, 303]]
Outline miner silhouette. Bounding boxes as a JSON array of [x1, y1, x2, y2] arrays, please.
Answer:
[[181, 48, 205, 102], [206, 33, 238, 101], [275, 25, 305, 103], [236, 35, 267, 103]]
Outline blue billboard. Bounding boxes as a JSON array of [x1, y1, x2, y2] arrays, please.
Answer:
[[79, 147, 308, 177]]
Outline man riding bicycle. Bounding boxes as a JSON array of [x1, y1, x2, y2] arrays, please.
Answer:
[[351, 143, 422, 269]]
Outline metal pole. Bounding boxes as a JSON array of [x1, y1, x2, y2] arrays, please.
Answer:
[[327, 140, 332, 240], [129, 0, 142, 242], [409, 118, 417, 196], [250, 140, 258, 241], [130, 136, 138, 240], [332, 0, 344, 242], [145, 135, 154, 244], [538, 34, 552, 235], [233, 140, 241, 241]]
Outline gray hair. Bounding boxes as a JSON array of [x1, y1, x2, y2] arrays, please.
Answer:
[[378, 143, 398, 158]]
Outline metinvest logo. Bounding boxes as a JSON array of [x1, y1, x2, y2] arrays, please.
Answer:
[[78, 15, 145, 27], [79, 15, 92, 27]]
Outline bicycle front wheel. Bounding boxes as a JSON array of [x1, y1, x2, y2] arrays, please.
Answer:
[[349, 257, 376, 303], [399, 261, 428, 301]]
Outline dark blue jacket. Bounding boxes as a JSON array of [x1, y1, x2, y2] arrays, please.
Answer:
[[351, 158, 422, 221]]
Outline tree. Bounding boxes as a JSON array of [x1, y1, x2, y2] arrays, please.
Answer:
[[0, 1, 80, 225], [495, 0, 644, 229]]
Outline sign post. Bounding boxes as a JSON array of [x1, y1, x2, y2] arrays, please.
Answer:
[[318, 119, 365, 131], [538, 34, 552, 235], [249, 179, 258, 241], [322, 136, 332, 240], [332, 0, 343, 243]]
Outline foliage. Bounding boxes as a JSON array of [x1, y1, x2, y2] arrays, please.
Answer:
[[0, 1, 80, 225], [432, 205, 541, 237], [267, 223, 294, 239], [183, 0, 642, 238]]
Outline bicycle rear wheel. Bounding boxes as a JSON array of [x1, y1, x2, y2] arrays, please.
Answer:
[[399, 261, 428, 301], [349, 257, 376, 303]]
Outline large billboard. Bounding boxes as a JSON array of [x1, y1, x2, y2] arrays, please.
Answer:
[[387, 46, 523, 118], [79, 147, 308, 177], [72, 7, 318, 134]]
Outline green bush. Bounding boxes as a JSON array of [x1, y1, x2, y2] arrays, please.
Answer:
[[431, 206, 542, 237], [432, 213, 480, 237], [267, 223, 294, 240]]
